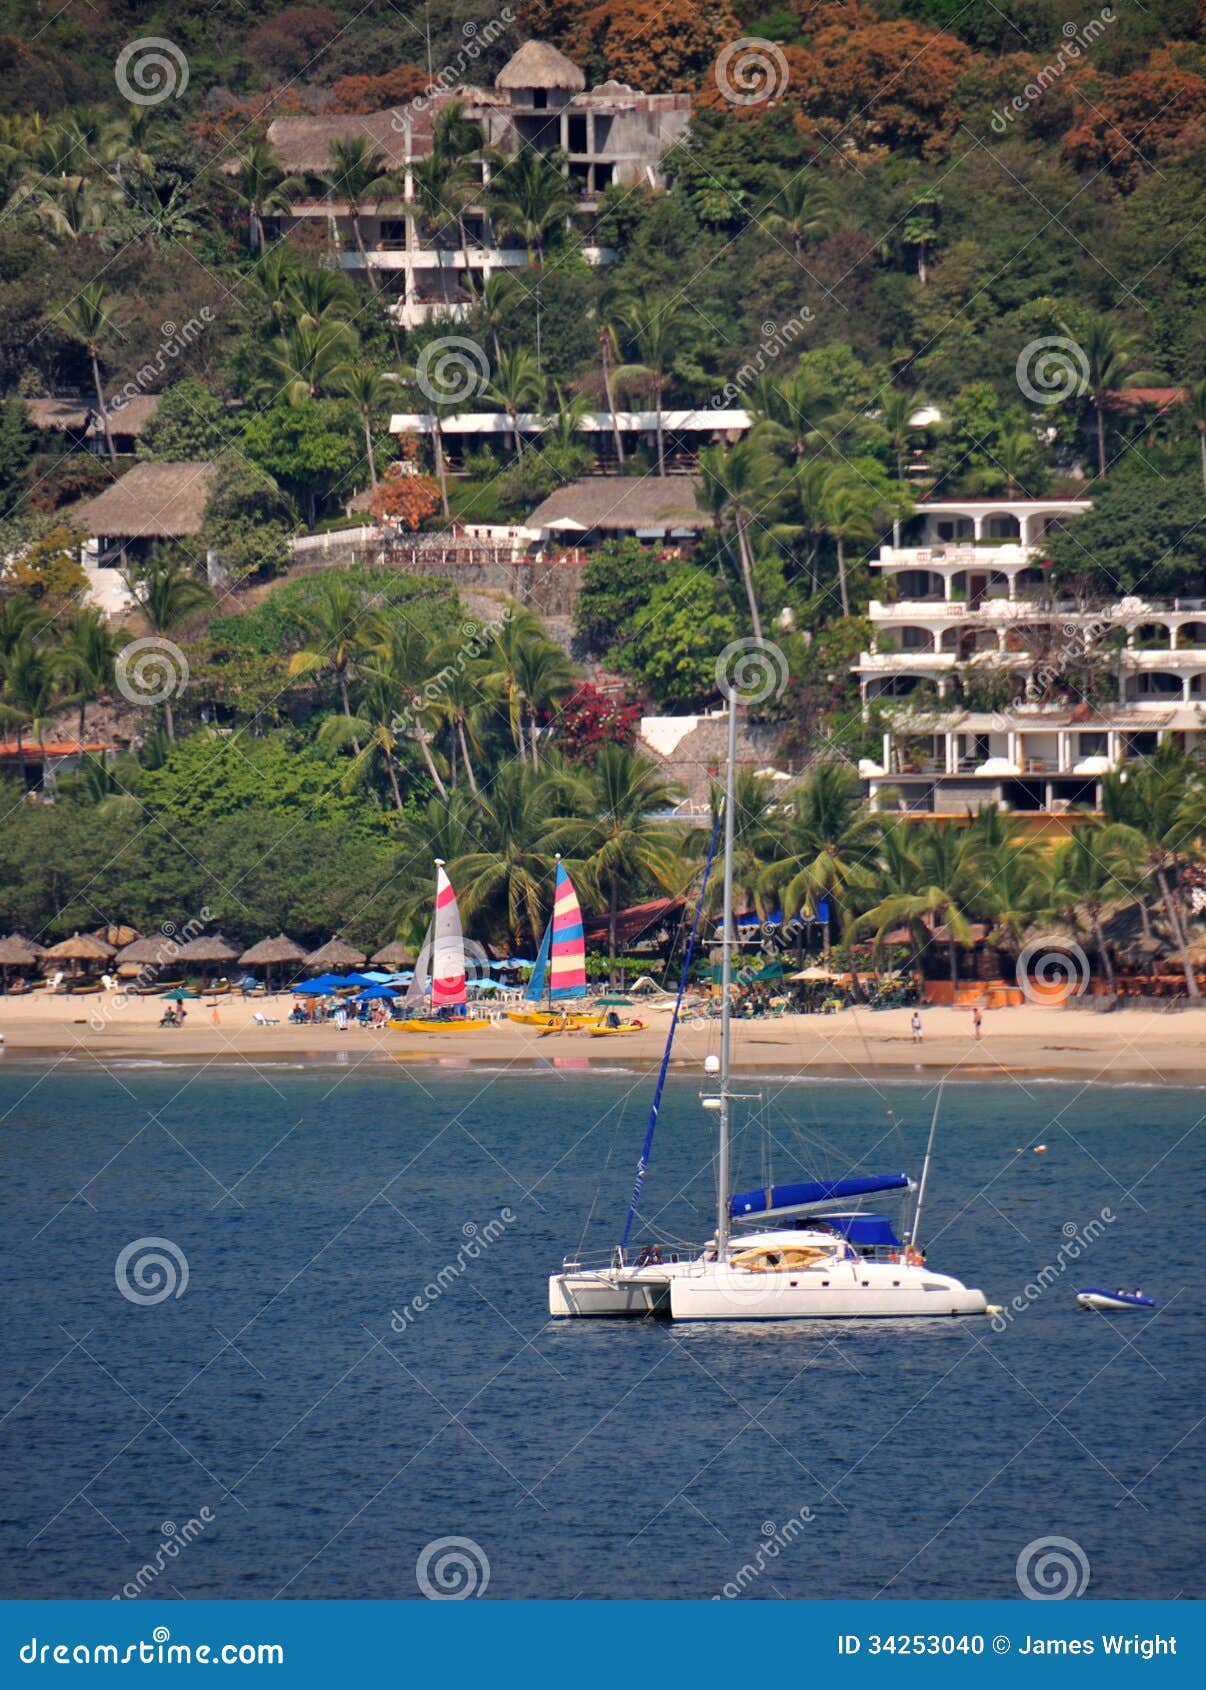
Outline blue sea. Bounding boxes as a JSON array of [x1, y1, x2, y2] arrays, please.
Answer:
[[0, 1060, 1201, 1601]]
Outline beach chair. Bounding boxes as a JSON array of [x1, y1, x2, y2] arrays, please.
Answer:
[[252, 1011, 280, 1026]]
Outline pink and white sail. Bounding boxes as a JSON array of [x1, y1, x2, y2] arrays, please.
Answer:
[[431, 863, 467, 1008]]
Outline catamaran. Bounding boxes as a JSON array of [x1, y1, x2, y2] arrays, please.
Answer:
[[389, 862, 489, 1033], [548, 689, 990, 1321], [507, 857, 602, 1030]]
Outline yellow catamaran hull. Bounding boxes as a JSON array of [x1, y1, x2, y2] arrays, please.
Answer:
[[387, 1017, 490, 1033]]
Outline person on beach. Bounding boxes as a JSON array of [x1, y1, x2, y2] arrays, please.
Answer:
[[911, 1010, 922, 1043], [973, 1006, 983, 1040]]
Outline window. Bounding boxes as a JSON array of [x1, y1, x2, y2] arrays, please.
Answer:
[[567, 115, 588, 153]]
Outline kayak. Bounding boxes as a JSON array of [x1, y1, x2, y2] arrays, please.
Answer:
[[506, 1010, 604, 1029], [1076, 1288, 1155, 1311], [387, 1017, 490, 1033], [587, 1021, 646, 1037]]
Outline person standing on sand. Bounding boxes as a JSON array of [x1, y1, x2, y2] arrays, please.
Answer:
[[973, 1005, 982, 1040], [911, 1010, 922, 1043]]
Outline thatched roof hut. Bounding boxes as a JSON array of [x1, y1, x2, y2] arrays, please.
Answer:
[[0, 935, 43, 967], [239, 935, 307, 968], [371, 939, 416, 968], [305, 937, 367, 970], [92, 923, 140, 949], [496, 41, 585, 91], [173, 933, 240, 964], [526, 477, 710, 536], [42, 932, 116, 960], [73, 461, 216, 540], [115, 936, 172, 964]]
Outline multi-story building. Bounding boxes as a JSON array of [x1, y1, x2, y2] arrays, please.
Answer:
[[265, 41, 690, 328], [855, 497, 1206, 815]]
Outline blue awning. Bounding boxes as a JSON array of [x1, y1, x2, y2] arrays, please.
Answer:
[[810, 1213, 903, 1248], [730, 1173, 910, 1221]]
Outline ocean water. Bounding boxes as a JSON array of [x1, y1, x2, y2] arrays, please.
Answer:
[[0, 1060, 1201, 1602]]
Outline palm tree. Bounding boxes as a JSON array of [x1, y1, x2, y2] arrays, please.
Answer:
[[1049, 823, 1147, 996], [33, 176, 117, 242], [475, 269, 521, 365], [480, 609, 547, 762], [268, 319, 358, 405], [487, 149, 576, 264], [749, 367, 848, 464], [134, 556, 212, 739], [61, 282, 117, 460], [234, 140, 303, 254], [819, 467, 881, 617], [694, 768, 785, 924], [858, 818, 980, 987], [512, 632, 576, 766], [698, 438, 778, 639], [761, 763, 879, 949], [282, 266, 357, 330], [56, 608, 119, 738], [5, 641, 62, 782], [429, 644, 490, 796], [484, 345, 543, 461], [759, 168, 835, 254], [362, 620, 450, 797], [286, 575, 384, 736], [596, 314, 626, 468], [448, 762, 568, 947], [316, 671, 408, 810], [335, 362, 392, 488], [1103, 742, 1206, 998], [877, 387, 923, 543], [613, 293, 694, 475], [1059, 311, 1144, 478], [552, 744, 681, 981], [315, 137, 399, 293]]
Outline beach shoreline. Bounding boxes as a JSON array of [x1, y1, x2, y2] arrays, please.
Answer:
[[2, 994, 1204, 1085]]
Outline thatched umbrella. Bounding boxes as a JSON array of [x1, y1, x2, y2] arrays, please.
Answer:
[[173, 933, 241, 974], [92, 923, 140, 949], [239, 935, 307, 994], [41, 931, 116, 982], [304, 937, 367, 971], [371, 939, 415, 969], [0, 934, 43, 992], [115, 935, 172, 965]]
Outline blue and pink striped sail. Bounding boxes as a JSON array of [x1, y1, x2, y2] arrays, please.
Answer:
[[525, 862, 587, 1003]]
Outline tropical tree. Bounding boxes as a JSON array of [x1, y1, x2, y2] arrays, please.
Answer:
[[484, 345, 544, 461], [1103, 743, 1206, 997], [61, 282, 117, 460], [1049, 823, 1147, 995], [362, 620, 450, 797], [132, 555, 213, 738], [819, 467, 881, 616], [552, 744, 681, 981], [749, 368, 849, 464], [286, 575, 384, 735], [315, 137, 398, 293], [1059, 311, 1146, 478], [698, 438, 779, 639], [3, 641, 60, 778], [487, 149, 576, 264], [511, 631, 576, 766], [448, 762, 572, 946], [56, 607, 119, 737], [267, 319, 359, 404], [759, 167, 835, 255], [857, 818, 981, 986], [877, 387, 923, 543], [335, 362, 393, 487], [761, 763, 879, 947], [613, 293, 695, 475], [1189, 376, 1206, 492], [234, 140, 304, 254]]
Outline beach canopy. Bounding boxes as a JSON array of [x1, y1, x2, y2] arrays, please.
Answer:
[[0, 935, 43, 966], [115, 936, 173, 965], [91, 924, 139, 948], [295, 972, 348, 993], [239, 935, 307, 967], [353, 985, 397, 1002], [305, 937, 367, 969], [174, 933, 240, 963], [341, 973, 378, 988], [790, 965, 838, 982], [42, 932, 115, 960], [370, 939, 414, 968], [161, 987, 199, 1001]]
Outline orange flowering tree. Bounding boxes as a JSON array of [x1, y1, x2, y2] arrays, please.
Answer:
[[521, 0, 740, 91], [368, 440, 441, 531]]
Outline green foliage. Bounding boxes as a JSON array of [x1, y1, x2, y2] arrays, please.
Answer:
[[617, 568, 738, 709], [138, 378, 235, 461], [574, 538, 678, 656], [241, 399, 361, 522], [199, 455, 294, 583], [1047, 475, 1206, 597], [0, 397, 35, 512]]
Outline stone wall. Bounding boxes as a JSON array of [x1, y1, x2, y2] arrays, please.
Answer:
[[637, 713, 786, 804]]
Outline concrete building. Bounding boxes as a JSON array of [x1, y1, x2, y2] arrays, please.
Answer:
[[265, 41, 691, 327]]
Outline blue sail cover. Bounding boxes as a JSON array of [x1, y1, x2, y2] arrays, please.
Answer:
[[730, 1173, 910, 1221]]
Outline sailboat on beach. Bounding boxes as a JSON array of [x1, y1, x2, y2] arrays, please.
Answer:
[[389, 861, 490, 1033], [507, 857, 602, 1030], [548, 687, 992, 1321]]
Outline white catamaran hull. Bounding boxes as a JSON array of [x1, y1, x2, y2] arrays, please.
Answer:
[[669, 1260, 987, 1321], [548, 1265, 682, 1317]]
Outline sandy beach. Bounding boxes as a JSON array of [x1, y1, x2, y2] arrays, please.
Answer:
[[1, 990, 1202, 1084]]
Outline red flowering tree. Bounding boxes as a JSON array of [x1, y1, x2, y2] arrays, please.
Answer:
[[556, 684, 642, 761], [369, 439, 441, 531]]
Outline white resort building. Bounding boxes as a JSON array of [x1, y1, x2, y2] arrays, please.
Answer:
[[264, 41, 691, 328], [856, 497, 1206, 815]]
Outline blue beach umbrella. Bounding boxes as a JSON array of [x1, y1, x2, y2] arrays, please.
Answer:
[[353, 985, 397, 1003]]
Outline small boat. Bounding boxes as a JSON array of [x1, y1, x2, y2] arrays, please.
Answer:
[[1076, 1288, 1155, 1311], [507, 859, 596, 1029], [586, 1020, 646, 1037], [389, 861, 486, 1034]]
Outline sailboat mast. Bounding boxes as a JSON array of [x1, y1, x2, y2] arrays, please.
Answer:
[[431, 858, 442, 1015], [716, 691, 738, 1256]]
